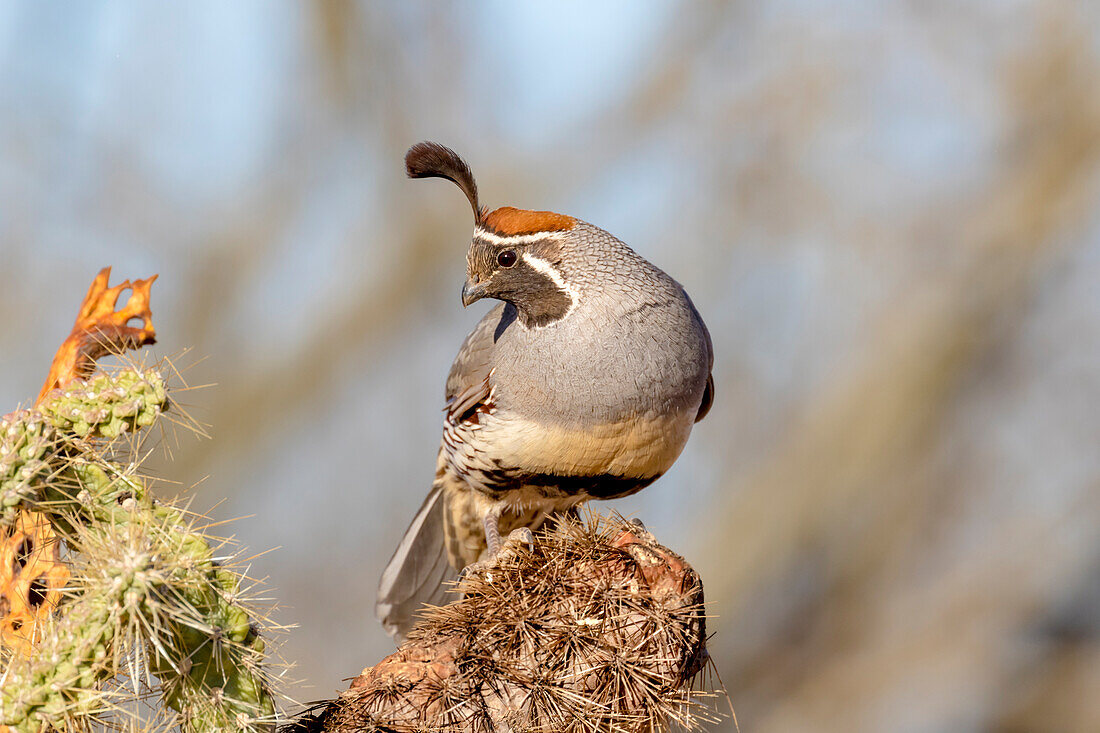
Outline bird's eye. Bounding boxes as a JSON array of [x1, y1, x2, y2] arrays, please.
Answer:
[[497, 250, 517, 268]]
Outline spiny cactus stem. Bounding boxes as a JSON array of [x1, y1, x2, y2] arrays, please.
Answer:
[[2, 369, 169, 531], [3, 460, 277, 732], [2, 369, 278, 733]]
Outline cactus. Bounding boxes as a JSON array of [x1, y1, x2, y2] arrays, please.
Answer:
[[0, 412, 58, 527], [0, 367, 282, 733], [37, 368, 167, 440], [0, 370, 165, 531], [296, 515, 721, 733]]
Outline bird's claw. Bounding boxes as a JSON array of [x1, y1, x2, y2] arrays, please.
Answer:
[[460, 559, 493, 580], [460, 527, 537, 583], [506, 527, 536, 551]]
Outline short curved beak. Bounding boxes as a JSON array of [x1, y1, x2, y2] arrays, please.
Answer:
[[461, 277, 487, 308]]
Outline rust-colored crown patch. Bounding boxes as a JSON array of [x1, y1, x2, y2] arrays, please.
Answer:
[[480, 206, 576, 236]]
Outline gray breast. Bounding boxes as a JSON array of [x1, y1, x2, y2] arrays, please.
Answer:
[[490, 244, 711, 427]]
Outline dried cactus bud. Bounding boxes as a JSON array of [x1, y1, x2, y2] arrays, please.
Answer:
[[299, 515, 719, 733], [0, 510, 69, 654]]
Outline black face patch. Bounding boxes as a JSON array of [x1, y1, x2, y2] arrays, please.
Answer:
[[467, 238, 575, 327], [506, 264, 573, 327]]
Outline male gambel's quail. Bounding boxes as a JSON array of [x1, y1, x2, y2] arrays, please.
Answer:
[[376, 142, 714, 640]]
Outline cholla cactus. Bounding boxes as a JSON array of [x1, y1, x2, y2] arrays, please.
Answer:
[[0, 369, 165, 525], [2, 268, 284, 732], [0, 412, 59, 526], [37, 368, 167, 439], [297, 515, 719, 733], [0, 366, 284, 733]]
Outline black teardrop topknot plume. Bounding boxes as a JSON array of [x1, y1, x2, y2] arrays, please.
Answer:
[[405, 141, 483, 224]]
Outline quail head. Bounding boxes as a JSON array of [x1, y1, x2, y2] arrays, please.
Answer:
[[377, 142, 714, 640]]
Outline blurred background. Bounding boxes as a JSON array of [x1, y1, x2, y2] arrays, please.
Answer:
[[2, 2, 1100, 731]]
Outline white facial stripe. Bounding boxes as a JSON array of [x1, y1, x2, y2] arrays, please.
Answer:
[[474, 228, 566, 246], [521, 252, 578, 321]]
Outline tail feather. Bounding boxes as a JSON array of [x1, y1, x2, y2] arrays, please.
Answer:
[[375, 485, 459, 641]]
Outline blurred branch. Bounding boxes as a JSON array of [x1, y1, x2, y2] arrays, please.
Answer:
[[170, 215, 448, 474], [701, 10, 1100, 729]]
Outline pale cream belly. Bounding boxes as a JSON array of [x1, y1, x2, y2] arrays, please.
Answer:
[[464, 407, 696, 484], [438, 407, 696, 567]]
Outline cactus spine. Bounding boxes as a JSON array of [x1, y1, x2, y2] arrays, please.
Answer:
[[1, 368, 280, 732]]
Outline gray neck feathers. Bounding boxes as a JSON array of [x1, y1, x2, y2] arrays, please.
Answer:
[[487, 224, 707, 425]]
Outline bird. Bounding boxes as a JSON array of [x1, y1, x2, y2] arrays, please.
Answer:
[[376, 142, 714, 640]]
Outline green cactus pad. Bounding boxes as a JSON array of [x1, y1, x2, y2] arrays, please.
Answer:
[[38, 369, 168, 439], [1, 369, 280, 733], [0, 411, 59, 525]]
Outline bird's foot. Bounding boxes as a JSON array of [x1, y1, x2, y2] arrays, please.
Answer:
[[459, 559, 492, 580], [483, 505, 503, 557], [505, 526, 536, 550], [461, 527, 537, 582]]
